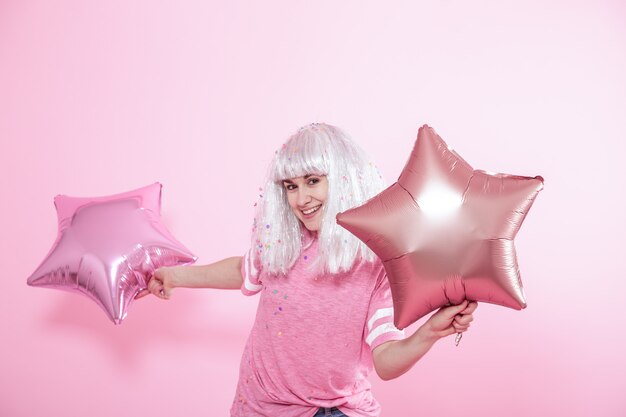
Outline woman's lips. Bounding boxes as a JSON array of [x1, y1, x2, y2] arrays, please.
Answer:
[[301, 205, 321, 218]]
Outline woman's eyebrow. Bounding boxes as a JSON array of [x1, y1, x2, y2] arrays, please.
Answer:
[[283, 175, 319, 184]]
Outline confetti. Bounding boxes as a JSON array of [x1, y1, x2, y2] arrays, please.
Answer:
[[273, 289, 278, 294], [277, 331, 282, 336], [304, 255, 308, 260]]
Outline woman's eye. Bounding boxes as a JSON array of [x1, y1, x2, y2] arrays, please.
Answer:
[[308, 178, 319, 185], [284, 183, 296, 191]]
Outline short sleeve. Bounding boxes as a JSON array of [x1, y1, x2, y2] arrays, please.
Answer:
[[240, 248, 263, 296], [365, 268, 405, 351]]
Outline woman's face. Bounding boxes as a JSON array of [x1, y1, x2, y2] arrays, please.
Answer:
[[282, 174, 328, 232]]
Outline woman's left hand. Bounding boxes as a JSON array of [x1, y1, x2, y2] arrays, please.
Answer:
[[424, 300, 478, 340], [373, 300, 478, 380]]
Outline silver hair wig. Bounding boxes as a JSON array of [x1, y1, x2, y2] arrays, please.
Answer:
[[252, 123, 385, 275]]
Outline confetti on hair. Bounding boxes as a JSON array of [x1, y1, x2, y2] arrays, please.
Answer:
[[252, 122, 384, 275]]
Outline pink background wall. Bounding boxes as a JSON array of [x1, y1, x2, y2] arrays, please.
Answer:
[[1, 0, 625, 416]]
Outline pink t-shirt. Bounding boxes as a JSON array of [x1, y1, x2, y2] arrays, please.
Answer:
[[230, 235, 405, 417]]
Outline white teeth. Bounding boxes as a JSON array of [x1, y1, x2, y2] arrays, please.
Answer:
[[303, 205, 321, 215]]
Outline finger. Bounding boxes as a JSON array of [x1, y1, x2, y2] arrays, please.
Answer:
[[135, 289, 150, 299], [453, 319, 471, 329], [453, 323, 469, 333], [454, 315, 474, 325], [448, 300, 469, 317], [151, 280, 171, 300], [459, 301, 478, 315], [149, 279, 164, 296]]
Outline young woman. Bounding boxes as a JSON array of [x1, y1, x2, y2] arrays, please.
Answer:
[[137, 123, 477, 417]]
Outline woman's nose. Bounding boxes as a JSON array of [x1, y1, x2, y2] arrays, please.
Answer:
[[297, 188, 312, 205]]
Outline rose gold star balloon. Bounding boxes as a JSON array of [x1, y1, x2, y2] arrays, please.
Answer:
[[337, 125, 544, 330], [27, 183, 197, 324]]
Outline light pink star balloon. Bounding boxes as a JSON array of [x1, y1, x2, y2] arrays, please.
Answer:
[[337, 125, 544, 330], [27, 183, 197, 324]]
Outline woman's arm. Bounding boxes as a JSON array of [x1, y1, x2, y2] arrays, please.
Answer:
[[135, 256, 243, 299], [372, 301, 477, 380]]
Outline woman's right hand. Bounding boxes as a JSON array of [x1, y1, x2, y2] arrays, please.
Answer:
[[135, 267, 177, 300]]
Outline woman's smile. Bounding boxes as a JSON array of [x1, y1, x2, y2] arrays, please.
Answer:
[[301, 204, 322, 217]]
